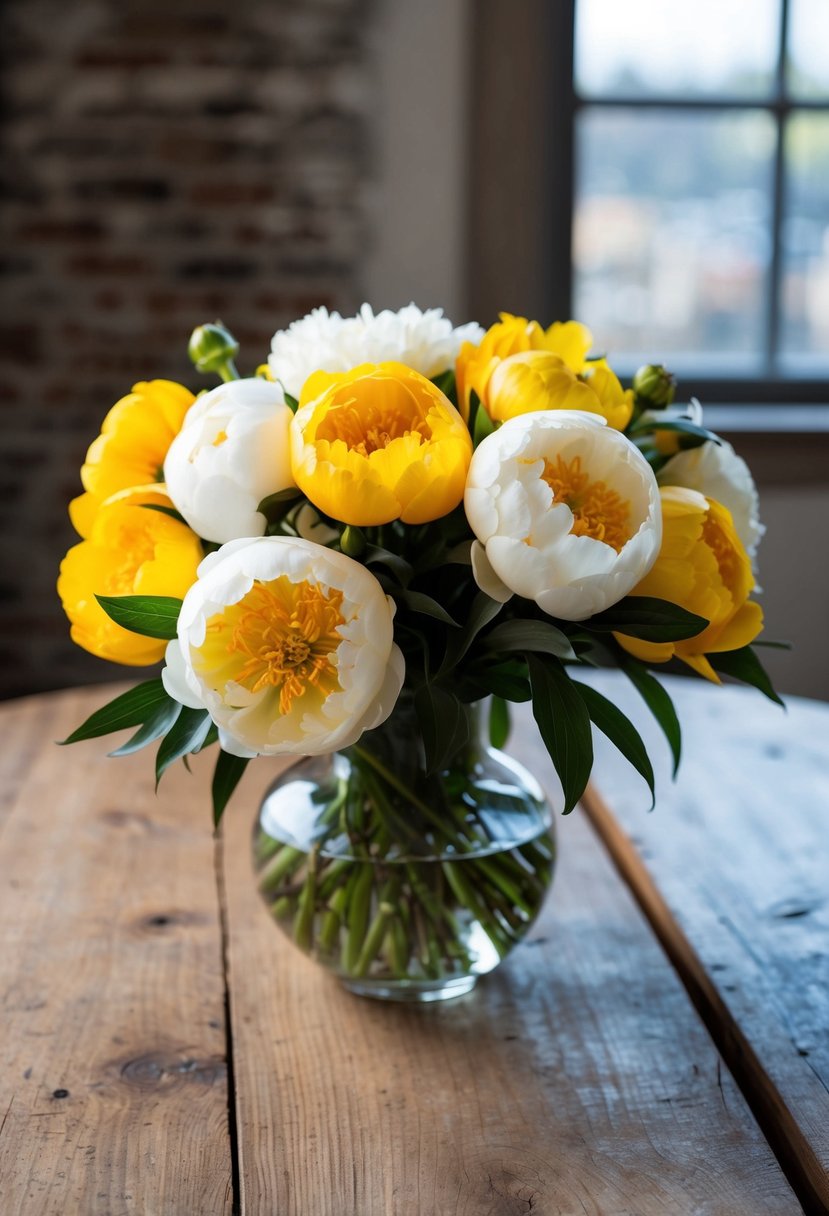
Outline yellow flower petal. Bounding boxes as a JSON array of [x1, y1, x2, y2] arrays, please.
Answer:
[[455, 314, 597, 420], [291, 362, 472, 526], [72, 379, 195, 537], [58, 489, 202, 666], [616, 486, 763, 673]]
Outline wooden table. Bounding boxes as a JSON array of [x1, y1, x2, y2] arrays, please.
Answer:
[[0, 674, 827, 1215]]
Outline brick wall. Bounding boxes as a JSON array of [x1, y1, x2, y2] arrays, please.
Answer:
[[0, 0, 373, 698]]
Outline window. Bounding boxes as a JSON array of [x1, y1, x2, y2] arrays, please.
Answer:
[[468, 1, 829, 406]]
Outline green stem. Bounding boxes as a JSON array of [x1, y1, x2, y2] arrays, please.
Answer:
[[353, 878, 400, 978], [259, 844, 305, 893], [293, 847, 318, 950], [342, 863, 373, 973], [217, 358, 240, 382], [442, 862, 510, 957], [351, 744, 443, 827], [319, 884, 349, 953]]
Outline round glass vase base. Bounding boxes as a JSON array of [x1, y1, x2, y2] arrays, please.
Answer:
[[341, 973, 478, 1004]]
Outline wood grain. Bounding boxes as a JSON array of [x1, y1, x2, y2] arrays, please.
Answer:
[[578, 672, 829, 1215], [222, 755, 800, 1214], [0, 686, 232, 1215]]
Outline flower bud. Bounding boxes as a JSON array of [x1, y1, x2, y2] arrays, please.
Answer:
[[188, 322, 240, 381], [632, 364, 676, 410], [340, 525, 366, 557]]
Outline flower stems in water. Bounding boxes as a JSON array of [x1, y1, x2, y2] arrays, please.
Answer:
[[254, 750, 554, 988]]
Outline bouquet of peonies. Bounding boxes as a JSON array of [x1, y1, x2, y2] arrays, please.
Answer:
[[59, 304, 780, 999]]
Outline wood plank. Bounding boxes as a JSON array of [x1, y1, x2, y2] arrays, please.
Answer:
[[222, 751, 800, 1213], [578, 672, 829, 1215], [0, 691, 66, 832], [0, 687, 233, 1215]]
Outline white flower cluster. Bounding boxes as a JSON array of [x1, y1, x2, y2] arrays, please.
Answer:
[[268, 303, 484, 400]]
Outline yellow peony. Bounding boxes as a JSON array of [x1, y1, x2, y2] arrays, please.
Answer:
[[616, 486, 763, 682], [485, 350, 633, 431], [70, 380, 195, 538], [455, 313, 593, 420], [58, 487, 203, 665], [290, 362, 473, 527]]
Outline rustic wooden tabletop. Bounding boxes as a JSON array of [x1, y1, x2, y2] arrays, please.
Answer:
[[0, 674, 826, 1215]]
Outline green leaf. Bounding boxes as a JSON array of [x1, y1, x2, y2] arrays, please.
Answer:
[[527, 654, 593, 814], [473, 402, 496, 446], [489, 695, 511, 749], [585, 596, 708, 642], [156, 707, 213, 786], [467, 388, 482, 437], [753, 638, 793, 651], [620, 656, 682, 777], [710, 645, 785, 707], [438, 591, 503, 675], [363, 545, 414, 586], [282, 389, 299, 413], [629, 417, 721, 445], [393, 589, 459, 627], [196, 723, 220, 751], [139, 503, 188, 526], [212, 750, 250, 824], [573, 681, 655, 809], [60, 679, 171, 745], [431, 369, 456, 400], [95, 595, 182, 640], [465, 661, 531, 703], [109, 697, 182, 757], [414, 684, 470, 775], [257, 487, 302, 522], [485, 619, 577, 663]]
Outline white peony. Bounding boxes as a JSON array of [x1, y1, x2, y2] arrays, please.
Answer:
[[162, 536, 404, 757], [658, 439, 764, 565], [164, 378, 294, 544], [268, 303, 484, 400], [464, 411, 662, 621]]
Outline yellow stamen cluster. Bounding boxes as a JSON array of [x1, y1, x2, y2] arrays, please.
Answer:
[[542, 455, 632, 552], [314, 391, 431, 457], [207, 577, 345, 714]]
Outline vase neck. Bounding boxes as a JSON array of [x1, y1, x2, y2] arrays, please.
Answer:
[[355, 691, 487, 774]]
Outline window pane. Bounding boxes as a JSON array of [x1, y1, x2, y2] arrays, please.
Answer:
[[573, 109, 776, 372], [780, 113, 829, 372], [575, 0, 780, 99], [788, 0, 829, 99]]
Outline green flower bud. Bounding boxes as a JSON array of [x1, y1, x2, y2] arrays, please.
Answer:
[[188, 322, 240, 381], [632, 364, 676, 410], [340, 525, 366, 558]]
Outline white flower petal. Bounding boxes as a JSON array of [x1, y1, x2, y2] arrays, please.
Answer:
[[161, 640, 206, 709], [268, 303, 482, 400], [164, 378, 294, 543], [658, 439, 764, 565], [470, 540, 513, 603], [465, 410, 661, 621], [173, 535, 403, 757]]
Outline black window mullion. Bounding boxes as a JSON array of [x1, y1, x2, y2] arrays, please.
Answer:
[[767, 0, 792, 372]]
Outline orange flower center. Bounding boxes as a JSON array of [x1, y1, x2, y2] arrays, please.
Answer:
[[542, 454, 631, 552], [206, 577, 345, 714], [314, 384, 430, 456]]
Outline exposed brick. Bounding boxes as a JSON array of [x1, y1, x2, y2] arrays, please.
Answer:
[[0, 0, 371, 699]]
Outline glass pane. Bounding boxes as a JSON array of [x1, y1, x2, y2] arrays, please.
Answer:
[[779, 113, 829, 372], [788, 0, 829, 98], [573, 108, 776, 373], [575, 0, 780, 99]]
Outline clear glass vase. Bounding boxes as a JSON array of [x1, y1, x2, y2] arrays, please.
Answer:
[[252, 695, 556, 1002]]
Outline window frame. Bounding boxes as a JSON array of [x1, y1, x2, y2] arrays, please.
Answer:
[[467, 0, 829, 408]]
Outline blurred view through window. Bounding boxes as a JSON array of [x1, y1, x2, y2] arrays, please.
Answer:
[[573, 0, 829, 382]]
